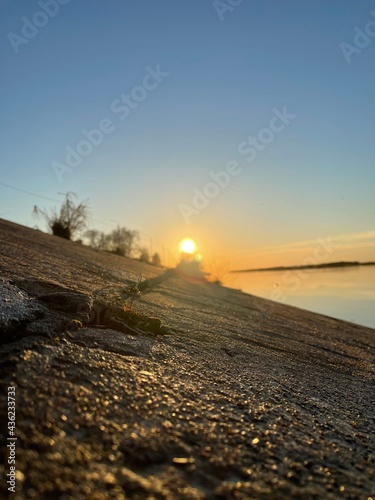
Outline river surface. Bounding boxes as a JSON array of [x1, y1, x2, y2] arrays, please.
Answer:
[[226, 265, 375, 329]]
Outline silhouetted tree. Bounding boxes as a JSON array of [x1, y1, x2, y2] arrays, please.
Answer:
[[109, 226, 138, 257], [139, 248, 150, 263], [98, 232, 112, 251], [33, 192, 89, 240], [151, 252, 161, 267], [85, 229, 101, 248]]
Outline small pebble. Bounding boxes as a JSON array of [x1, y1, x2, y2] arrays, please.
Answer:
[[173, 457, 194, 465]]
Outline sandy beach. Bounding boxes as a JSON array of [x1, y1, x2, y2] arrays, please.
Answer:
[[0, 218, 374, 499]]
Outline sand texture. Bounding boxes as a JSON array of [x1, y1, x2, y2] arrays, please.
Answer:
[[0, 219, 374, 499]]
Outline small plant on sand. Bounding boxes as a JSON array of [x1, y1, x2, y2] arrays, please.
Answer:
[[33, 192, 89, 241], [124, 272, 143, 312]]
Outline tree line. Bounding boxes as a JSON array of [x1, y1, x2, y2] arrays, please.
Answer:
[[33, 192, 161, 266], [84, 227, 161, 266]]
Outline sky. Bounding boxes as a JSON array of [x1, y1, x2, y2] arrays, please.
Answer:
[[1, 0, 374, 270]]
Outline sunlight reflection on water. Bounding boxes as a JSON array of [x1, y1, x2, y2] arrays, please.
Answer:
[[225, 266, 375, 329]]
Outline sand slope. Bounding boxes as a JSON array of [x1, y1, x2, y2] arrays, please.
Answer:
[[0, 219, 374, 499]]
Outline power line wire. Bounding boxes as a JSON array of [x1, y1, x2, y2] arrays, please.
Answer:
[[0, 181, 176, 260], [0, 181, 61, 203]]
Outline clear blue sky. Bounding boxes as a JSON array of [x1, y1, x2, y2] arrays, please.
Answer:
[[1, 0, 374, 267]]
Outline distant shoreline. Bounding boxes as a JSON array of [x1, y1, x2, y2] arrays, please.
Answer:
[[231, 261, 375, 274]]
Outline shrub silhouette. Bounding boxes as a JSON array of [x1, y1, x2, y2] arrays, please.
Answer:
[[51, 220, 71, 240], [33, 192, 89, 240], [84, 226, 139, 257], [139, 248, 150, 263], [152, 253, 161, 267], [109, 227, 138, 257]]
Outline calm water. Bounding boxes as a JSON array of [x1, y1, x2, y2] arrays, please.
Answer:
[[225, 266, 375, 329]]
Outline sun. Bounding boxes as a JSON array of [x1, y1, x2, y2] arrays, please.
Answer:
[[179, 238, 197, 255]]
